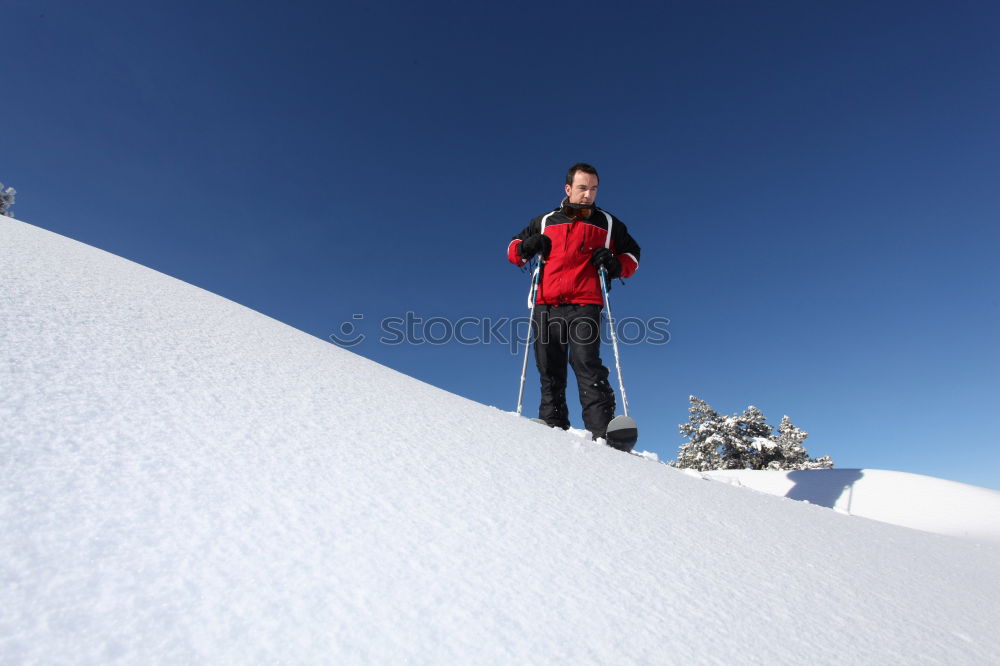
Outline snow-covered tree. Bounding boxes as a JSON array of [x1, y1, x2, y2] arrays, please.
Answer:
[[672, 396, 833, 471], [674, 396, 724, 471], [771, 415, 833, 470], [0, 183, 15, 217]]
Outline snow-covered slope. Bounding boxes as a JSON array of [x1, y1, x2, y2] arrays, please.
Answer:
[[702, 468, 1000, 544], [3, 218, 999, 664]]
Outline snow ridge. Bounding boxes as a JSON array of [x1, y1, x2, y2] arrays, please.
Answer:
[[2, 218, 999, 664]]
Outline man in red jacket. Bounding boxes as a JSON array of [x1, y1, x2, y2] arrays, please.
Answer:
[[508, 163, 641, 440]]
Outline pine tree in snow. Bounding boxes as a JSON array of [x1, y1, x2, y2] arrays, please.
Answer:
[[0, 183, 15, 217], [674, 396, 724, 471], [672, 396, 834, 471], [772, 416, 833, 470], [721, 404, 774, 469]]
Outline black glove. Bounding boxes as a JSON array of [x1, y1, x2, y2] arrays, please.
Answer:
[[519, 233, 552, 260], [590, 247, 622, 279]]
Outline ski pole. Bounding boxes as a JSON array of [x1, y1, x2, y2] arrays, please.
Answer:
[[516, 261, 542, 416], [599, 267, 629, 416]]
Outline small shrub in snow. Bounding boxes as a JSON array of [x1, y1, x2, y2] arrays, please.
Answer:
[[672, 396, 833, 471], [0, 183, 15, 217]]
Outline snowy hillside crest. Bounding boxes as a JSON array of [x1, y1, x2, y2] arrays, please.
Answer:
[[2, 219, 999, 664]]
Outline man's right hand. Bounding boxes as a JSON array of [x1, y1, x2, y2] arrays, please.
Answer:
[[519, 233, 552, 260]]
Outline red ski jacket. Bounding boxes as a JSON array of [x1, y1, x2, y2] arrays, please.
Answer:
[[508, 206, 640, 306]]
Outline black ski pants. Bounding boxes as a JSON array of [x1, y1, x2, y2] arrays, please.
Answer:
[[532, 304, 616, 438]]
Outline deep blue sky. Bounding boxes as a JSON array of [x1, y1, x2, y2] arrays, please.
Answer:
[[6, 0, 999, 488]]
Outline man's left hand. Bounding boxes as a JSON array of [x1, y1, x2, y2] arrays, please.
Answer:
[[590, 248, 622, 279]]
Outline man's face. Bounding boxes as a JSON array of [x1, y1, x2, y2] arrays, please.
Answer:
[[565, 171, 599, 206]]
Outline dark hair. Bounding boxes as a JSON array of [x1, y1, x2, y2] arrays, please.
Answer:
[[566, 162, 599, 186]]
